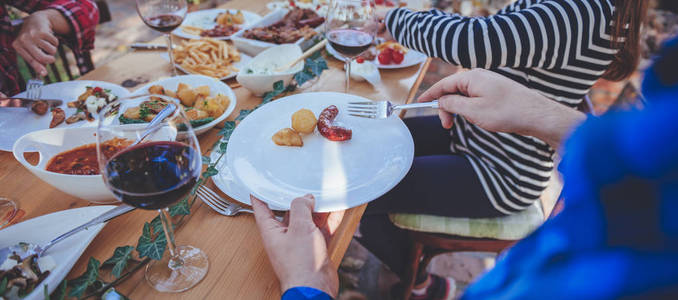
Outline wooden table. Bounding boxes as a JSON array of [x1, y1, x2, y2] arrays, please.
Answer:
[[0, 0, 431, 298]]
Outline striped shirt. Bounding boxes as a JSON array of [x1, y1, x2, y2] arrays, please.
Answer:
[[385, 0, 618, 214]]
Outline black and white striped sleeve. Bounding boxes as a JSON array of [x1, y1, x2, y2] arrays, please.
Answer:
[[384, 0, 606, 70]]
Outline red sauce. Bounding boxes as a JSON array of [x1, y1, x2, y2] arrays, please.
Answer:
[[46, 138, 131, 175]]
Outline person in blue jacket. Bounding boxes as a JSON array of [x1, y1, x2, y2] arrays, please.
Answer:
[[251, 38, 678, 300]]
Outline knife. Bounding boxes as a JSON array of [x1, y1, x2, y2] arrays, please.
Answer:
[[130, 43, 171, 50], [0, 98, 63, 108]]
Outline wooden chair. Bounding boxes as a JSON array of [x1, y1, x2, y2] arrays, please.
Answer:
[[10, 0, 111, 90]]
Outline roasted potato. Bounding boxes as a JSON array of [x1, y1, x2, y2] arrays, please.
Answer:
[[194, 95, 228, 117], [123, 106, 141, 119], [177, 87, 198, 107], [164, 89, 177, 99], [291, 108, 317, 134], [195, 85, 210, 97], [148, 85, 165, 95], [185, 108, 209, 120], [272, 128, 303, 147]]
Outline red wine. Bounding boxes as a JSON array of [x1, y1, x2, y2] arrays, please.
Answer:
[[105, 141, 199, 210], [145, 14, 183, 33], [328, 29, 373, 57]]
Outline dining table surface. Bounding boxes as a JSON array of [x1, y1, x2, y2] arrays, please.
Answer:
[[0, 0, 432, 298]]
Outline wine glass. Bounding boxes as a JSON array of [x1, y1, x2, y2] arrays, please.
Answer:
[[325, 0, 378, 93], [96, 95, 207, 293], [136, 0, 188, 76], [0, 197, 18, 229]]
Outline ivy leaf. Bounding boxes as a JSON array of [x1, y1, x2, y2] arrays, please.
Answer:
[[236, 109, 252, 121], [294, 70, 314, 87], [201, 155, 211, 165], [103, 246, 134, 278], [218, 121, 236, 138], [136, 222, 167, 260], [272, 80, 285, 92], [307, 56, 328, 76], [219, 141, 228, 153], [0, 277, 7, 295], [102, 287, 131, 300], [68, 257, 101, 298], [202, 165, 218, 178], [169, 197, 191, 216], [149, 215, 165, 235], [51, 280, 67, 300]]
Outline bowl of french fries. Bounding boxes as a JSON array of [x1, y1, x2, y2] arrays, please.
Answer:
[[170, 37, 252, 80], [236, 44, 304, 96]]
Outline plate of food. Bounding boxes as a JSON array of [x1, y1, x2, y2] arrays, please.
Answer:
[[0, 81, 130, 152], [326, 40, 428, 69], [266, 0, 330, 16], [165, 37, 252, 80], [0, 205, 114, 300], [124, 75, 236, 135], [230, 8, 324, 56], [226, 92, 414, 212], [173, 9, 262, 40]]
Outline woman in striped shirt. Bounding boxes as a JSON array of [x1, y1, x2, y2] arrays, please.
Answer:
[[358, 0, 649, 298]]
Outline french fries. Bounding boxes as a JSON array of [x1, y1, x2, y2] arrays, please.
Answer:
[[181, 25, 203, 36], [172, 37, 241, 78]]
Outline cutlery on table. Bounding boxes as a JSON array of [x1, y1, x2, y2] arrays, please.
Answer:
[[0, 98, 63, 108], [0, 204, 135, 262], [130, 43, 172, 50], [196, 185, 253, 217], [26, 78, 43, 101], [347, 100, 439, 119]]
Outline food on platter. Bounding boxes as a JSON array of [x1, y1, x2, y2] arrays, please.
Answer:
[[30, 100, 48, 115], [291, 108, 317, 134], [376, 40, 407, 65], [181, 10, 245, 38], [267, 0, 330, 16], [173, 38, 241, 78], [49, 107, 65, 128], [272, 128, 304, 147], [318, 105, 352, 141], [45, 138, 131, 175], [120, 83, 230, 128], [63, 86, 118, 125], [0, 247, 56, 300], [242, 8, 323, 44]]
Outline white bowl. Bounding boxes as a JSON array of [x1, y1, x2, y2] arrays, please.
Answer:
[[236, 44, 305, 96], [12, 125, 178, 203], [12, 126, 117, 203]]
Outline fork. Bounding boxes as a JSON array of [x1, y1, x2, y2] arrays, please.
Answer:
[[26, 78, 44, 100], [196, 185, 254, 216], [347, 100, 439, 119]]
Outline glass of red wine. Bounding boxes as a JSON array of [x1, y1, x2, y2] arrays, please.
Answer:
[[325, 0, 378, 93], [136, 0, 187, 76], [96, 95, 207, 293]]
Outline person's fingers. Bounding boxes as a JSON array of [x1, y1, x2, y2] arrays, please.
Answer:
[[438, 94, 476, 116], [289, 194, 315, 231], [438, 110, 455, 129], [251, 195, 284, 233], [37, 31, 59, 47], [24, 42, 55, 65], [36, 39, 57, 55], [13, 44, 48, 77], [418, 73, 469, 103]]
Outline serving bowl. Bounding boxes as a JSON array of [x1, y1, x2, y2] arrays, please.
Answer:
[[236, 44, 305, 96], [12, 125, 178, 203]]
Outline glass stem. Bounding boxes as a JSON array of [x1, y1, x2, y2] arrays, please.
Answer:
[[345, 58, 351, 93], [159, 208, 182, 270], [167, 34, 176, 77]]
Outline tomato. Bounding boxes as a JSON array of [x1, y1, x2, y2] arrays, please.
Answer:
[[93, 87, 103, 93], [392, 50, 404, 64], [375, 0, 384, 4], [385, 0, 395, 7], [356, 57, 365, 64], [289, 0, 295, 7], [378, 50, 392, 64]]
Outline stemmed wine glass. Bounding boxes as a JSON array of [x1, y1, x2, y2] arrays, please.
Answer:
[[96, 95, 207, 293], [0, 197, 18, 229], [136, 0, 188, 76], [325, 0, 378, 93]]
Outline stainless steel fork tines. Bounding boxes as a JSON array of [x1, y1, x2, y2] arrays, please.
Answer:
[[196, 185, 253, 216], [347, 100, 439, 119], [26, 78, 44, 100]]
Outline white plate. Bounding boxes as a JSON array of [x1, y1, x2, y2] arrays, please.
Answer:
[[172, 9, 262, 40], [326, 43, 428, 69], [129, 75, 237, 135], [0, 81, 130, 152], [226, 92, 414, 212], [161, 52, 252, 81], [0, 205, 114, 300]]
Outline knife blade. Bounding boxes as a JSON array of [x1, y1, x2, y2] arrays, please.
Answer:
[[130, 43, 170, 50], [0, 98, 63, 108]]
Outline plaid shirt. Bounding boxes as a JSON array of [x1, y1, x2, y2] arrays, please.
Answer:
[[0, 0, 98, 96]]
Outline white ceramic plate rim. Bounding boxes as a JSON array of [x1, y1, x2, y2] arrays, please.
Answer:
[[129, 74, 238, 134], [326, 43, 427, 69], [160, 52, 252, 81], [171, 9, 262, 40]]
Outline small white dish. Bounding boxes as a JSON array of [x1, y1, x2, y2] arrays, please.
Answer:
[[0, 205, 114, 300], [236, 44, 305, 96], [326, 43, 428, 69], [230, 9, 322, 56], [172, 9, 262, 40], [347, 60, 381, 86], [226, 92, 414, 212], [129, 75, 237, 135], [160, 52, 252, 81], [0, 81, 130, 152]]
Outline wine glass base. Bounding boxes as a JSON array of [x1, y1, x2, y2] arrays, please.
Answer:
[[0, 198, 18, 229], [145, 245, 208, 293]]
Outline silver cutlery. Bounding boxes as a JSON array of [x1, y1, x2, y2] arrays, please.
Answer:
[[0, 204, 135, 262], [196, 185, 254, 217], [130, 43, 172, 50], [0, 98, 63, 108], [348, 100, 439, 119], [26, 78, 43, 101]]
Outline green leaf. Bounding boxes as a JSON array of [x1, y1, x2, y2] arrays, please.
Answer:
[[236, 109, 252, 121], [0, 277, 7, 295], [294, 70, 315, 87], [51, 279, 67, 300], [219, 141, 228, 153], [307, 56, 328, 76], [202, 165, 218, 178], [68, 257, 101, 298], [103, 246, 134, 278], [201, 155, 211, 165], [44, 284, 49, 300], [150, 216, 164, 235], [169, 197, 191, 216], [218, 121, 236, 138], [102, 287, 131, 300], [191, 177, 204, 195], [136, 222, 167, 260], [272, 80, 285, 92]]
